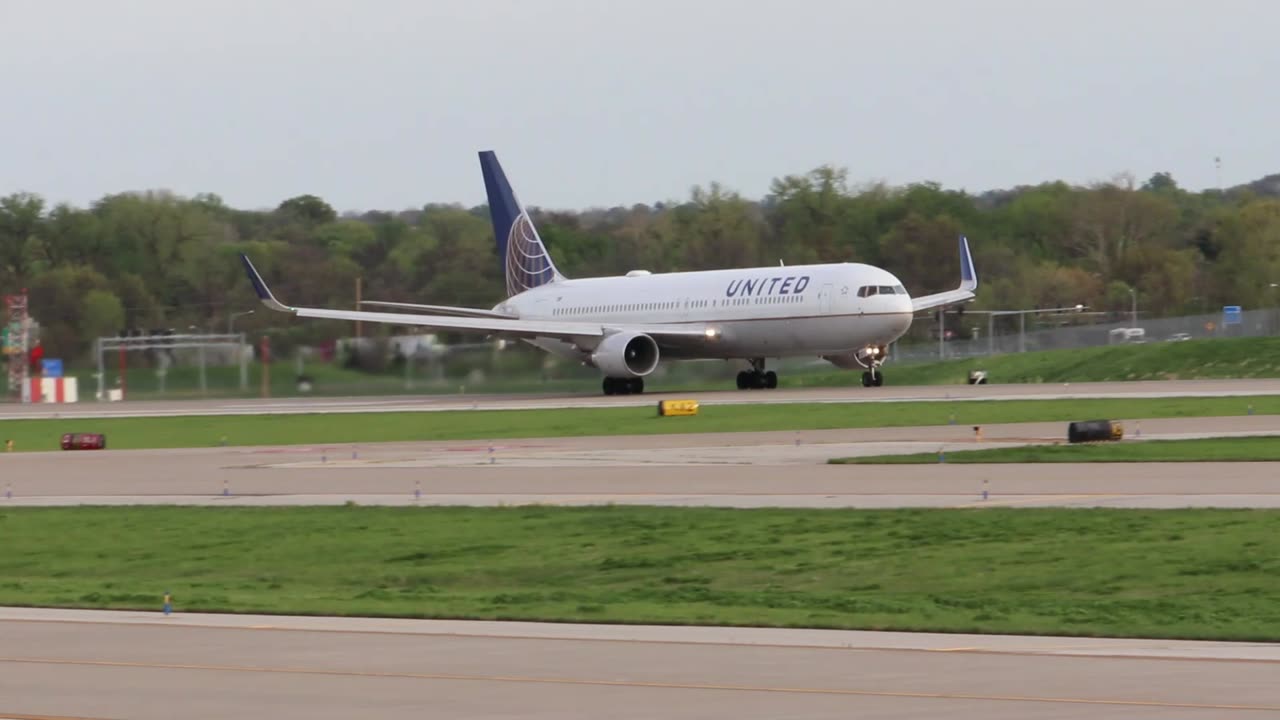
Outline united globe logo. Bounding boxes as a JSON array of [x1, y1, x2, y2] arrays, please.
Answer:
[[505, 212, 556, 296]]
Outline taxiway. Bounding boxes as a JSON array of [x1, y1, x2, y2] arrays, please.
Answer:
[[4, 377, 1280, 420], [3, 415, 1277, 509], [1, 607, 1277, 720]]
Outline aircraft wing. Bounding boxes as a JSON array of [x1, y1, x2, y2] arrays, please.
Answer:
[[239, 254, 710, 343], [359, 300, 513, 319], [911, 235, 978, 313]]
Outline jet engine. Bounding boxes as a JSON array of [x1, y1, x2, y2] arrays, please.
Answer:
[[822, 344, 888, 370], [590, 331, 660, 377]]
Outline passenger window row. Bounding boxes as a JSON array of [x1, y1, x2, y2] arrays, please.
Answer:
[[553, 295, 803, 316]]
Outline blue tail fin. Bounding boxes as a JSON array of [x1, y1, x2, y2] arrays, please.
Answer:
[[479, 150, 565, 297]]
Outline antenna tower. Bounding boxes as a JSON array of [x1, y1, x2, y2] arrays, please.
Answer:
[[4, 291, 30, 402]]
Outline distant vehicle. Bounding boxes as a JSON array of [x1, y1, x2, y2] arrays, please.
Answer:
[[1109, 327, 1146, 345], [239, 152, 979, 394], [1166, 333, 1192, 342]]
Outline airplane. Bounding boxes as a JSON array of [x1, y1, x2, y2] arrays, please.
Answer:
[[238, 150, 977, 396]]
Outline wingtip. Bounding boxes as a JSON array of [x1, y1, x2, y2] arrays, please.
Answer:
[[959, 235, 978, 290], [239, 253, 292, 313]]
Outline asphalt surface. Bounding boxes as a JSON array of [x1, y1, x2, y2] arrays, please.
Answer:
[[3, 416, 1278, 508], [4, 377, 1280, 419], [3, 385, 1279, 719], [2, 608, 1277, 720]]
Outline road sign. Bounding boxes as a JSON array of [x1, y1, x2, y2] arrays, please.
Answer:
[[1223, 305, 1242, 325], [41, 358, 63, 377]]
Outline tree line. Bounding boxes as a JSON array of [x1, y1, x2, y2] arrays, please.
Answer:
[[2, 167, 1279, 363]]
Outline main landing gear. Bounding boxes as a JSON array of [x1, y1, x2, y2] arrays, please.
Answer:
[[603, 377, 644, 395], [736, 358, 778, 390]]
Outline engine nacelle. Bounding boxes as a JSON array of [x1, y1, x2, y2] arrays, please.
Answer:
[[590, 331, 660, 378], [823, 344, 888, 370]]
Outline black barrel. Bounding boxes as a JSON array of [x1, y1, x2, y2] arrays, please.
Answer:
[[1067, 420, 1122, 444]]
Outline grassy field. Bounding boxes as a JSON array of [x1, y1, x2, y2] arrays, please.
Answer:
[[0, 506, 1276, 641], [833, 436, 1280, 464], [2, 395, 1277, 452], [792, 336, 1280, 387]]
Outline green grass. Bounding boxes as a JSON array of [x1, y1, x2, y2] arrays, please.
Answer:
[[2, 395, 1278, 452], [1, 506, 1277, 641], [833, 436, 1280, 464], [790, 336, 1280, 387]]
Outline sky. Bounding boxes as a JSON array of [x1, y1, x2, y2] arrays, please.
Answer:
[[1, 0, 1275, 213]]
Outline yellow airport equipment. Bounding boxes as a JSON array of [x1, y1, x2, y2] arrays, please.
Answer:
[[657, 399, 699, 417]]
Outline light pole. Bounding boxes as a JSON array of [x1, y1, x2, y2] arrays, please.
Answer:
[[228, 310, 255, 334], [1128, 287, 1137, 328], [1270, 283, 1278, 334]]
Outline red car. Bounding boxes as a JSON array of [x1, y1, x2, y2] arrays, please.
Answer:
[[60, 433, 106, 451]]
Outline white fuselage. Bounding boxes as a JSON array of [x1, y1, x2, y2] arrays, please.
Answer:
[[498, 262, 915, 363]]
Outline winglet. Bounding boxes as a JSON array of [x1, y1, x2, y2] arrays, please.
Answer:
[[959, 235, 977, 292], [239, 254, 294, 313]]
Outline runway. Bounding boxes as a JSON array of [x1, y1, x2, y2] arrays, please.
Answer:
[[5, 389, 1279, 719], [1, 607, 1276, 719], [4, 377, 1280, 419], [4, 415, 1279, 508]]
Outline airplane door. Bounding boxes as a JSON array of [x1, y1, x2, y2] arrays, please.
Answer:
[[819, 284, 833, 313]]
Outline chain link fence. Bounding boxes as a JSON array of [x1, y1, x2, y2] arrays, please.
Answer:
[[895, 306, 1280, 363]]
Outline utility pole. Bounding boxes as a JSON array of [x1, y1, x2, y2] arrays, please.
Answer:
[[260, 335, 271, 398], [355, 276, 363, 339], [937, 309, 945, 360], [1129, 286, 1138, 327]]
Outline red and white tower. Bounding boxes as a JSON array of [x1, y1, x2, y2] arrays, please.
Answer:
[[4, 291, 30, 402]]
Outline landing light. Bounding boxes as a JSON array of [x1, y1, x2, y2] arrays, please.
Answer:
[[704, 328, 719, 339]]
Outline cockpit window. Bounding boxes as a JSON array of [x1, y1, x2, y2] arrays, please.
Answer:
[[858, 284, 907, 297]]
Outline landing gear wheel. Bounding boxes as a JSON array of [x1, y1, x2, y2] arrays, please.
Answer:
[[603, 377, 645, 395], [735, 359, 777, 390], [873, 372, 884, 387], [861, 371, 871, 388]]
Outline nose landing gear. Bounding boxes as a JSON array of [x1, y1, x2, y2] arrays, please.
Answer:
[[856, 345, 888, 388]]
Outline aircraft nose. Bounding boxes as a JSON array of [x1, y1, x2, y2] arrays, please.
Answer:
[[895, 295, 914, 330]]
